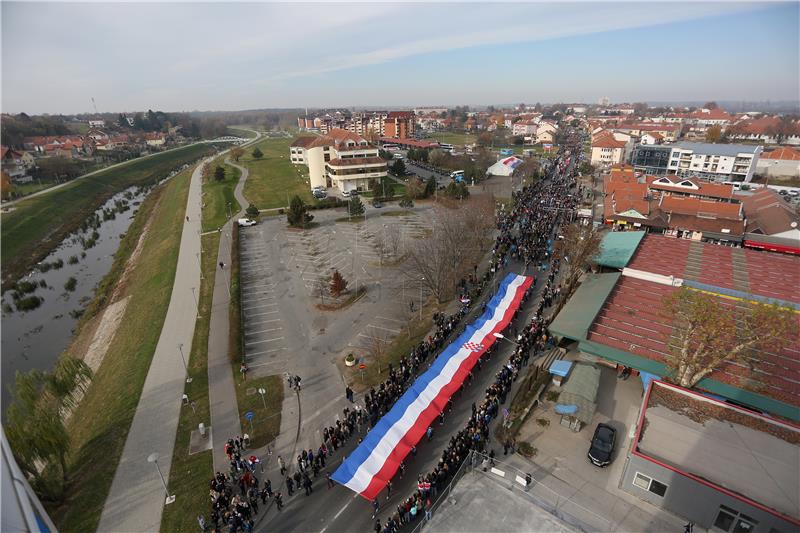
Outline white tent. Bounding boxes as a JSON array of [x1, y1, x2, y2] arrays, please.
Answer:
[[486, 156, 524, 177]]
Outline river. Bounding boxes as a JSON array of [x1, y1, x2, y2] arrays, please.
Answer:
[[1, 185, 151, 410]]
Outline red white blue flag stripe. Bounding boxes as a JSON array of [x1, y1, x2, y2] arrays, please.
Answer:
[[332, 273, 533, 499]]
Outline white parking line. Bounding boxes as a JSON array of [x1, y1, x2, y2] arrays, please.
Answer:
[[246, 348, 286, 358], [243, 302, 278, 312], [245, 327, 283, 336], [246, 310, 280, 318], [367, 324, 401, 334], [375, 315, 405, 323], [245, 336, 285, 346], [246, 318, 282, 326]]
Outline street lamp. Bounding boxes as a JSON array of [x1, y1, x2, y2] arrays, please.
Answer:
[[492, 332, 520, 345], [419, 277, 424, 321], [190, 287, 201, 318], [147, 452, 175, 505], [178, 343, 192, 383], [258, 387, 267, 409], [196, 252, 203, 280]]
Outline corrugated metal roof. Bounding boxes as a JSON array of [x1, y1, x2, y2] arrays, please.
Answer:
[[548, 273, 620, 341], [673, 141, 760, 157], [596, 231, 646, 268]]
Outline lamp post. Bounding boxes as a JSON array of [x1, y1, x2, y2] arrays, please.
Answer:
[[419, 277, 424, 321], [196, 252, 203, 280], [258, 387, 267, 409], [191, 286, 200, 318], [178, 343, 192, 383], [147, 453, 175, 505]]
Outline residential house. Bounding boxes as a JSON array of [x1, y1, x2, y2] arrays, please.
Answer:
[[727, 116, 800, 146], [591, 130, 631, 166], [88, 119, 105, 128], [740, 188, 800, 241], [535, 121, 558, 144], [1, 146, 34, 180], [639, 132, 663, 145], [512, 120, 538, 137], [145, 132, 165, 147]]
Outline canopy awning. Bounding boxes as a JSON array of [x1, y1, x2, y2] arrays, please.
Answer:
[[555, 363, 601, 425]]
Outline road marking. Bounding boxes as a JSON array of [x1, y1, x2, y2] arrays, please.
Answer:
[[246, 318, 282, 326], [367, 324, 400, 334], [243, 302, 278, 312], [245, 336, 285, 346], [244, 327, 283, 336], [246, 310, 280, 318]]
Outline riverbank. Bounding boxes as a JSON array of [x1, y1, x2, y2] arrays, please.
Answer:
[[45, 166, 194, 532], [1, 143, 215, 291]]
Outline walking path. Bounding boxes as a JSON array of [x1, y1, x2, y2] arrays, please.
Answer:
[[207, 157, 250, 472], [98, 131, 261, 532], [97, 156, 206, 533]]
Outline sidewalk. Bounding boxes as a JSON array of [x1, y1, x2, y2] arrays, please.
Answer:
[[97, 157, 205, 533], [207, 158, 250, 472]]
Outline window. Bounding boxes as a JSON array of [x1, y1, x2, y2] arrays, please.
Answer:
[[633, 472, 668, 497], [714, 506, 758, 533]]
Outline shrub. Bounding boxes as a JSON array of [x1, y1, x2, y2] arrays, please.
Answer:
[[517, 441, 537, 458], [64, 277, 77, 292], [246, 204, 260, 218], [545, 390, 560, 402], [68, 255, 79, 265], [16, 296, 43, 311], [399, 197, 414, 209], [15, 280, 38, 295]]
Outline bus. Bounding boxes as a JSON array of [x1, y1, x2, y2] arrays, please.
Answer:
[[382, 143, 399, 152], [439, 143, 454, 152]]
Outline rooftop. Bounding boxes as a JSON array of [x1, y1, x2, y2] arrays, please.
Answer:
[[761, 146, 800, 161], [657, 195, 742, 220], [740, 188, 800, 236], [672, 142, 761, 157], [636, 381, 800, 522], [596, 231, 646, 268], [648, 176, 736, 201]]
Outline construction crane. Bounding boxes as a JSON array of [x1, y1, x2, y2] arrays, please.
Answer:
[[91, 97, 98, 115]]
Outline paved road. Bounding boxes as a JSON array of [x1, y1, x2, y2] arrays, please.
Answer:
[[97, 154, 205, 533], [207, 157, 250, 472]]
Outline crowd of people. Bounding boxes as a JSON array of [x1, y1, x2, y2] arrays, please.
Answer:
[[377, 147, 581, 533]]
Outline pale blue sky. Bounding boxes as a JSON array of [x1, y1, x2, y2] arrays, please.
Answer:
[[2, 1, 798, 114]]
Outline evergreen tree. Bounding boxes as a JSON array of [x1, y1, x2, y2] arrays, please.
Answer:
[[252, 147, 263, 159], [287, 195, 313, 227], [348, 195, 365, 217], [214, 166, 226, 181]]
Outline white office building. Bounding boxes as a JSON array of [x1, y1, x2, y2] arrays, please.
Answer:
[[667, 142, 762, 183]]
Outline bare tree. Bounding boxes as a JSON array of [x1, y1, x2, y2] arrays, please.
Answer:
[[555, 223, 602, 300], [662, 287, 795, 389], [405, 195, 495, 302]]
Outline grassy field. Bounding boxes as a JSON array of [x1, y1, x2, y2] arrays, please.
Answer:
[[49, 168, 193, 532], [202, 159, 242, 232], [1, 143, 214, 289], [159, 232, 219, 533], [241, 136, 315, 209], [427, 131, 477, 146], [228, 126, 258, 139]]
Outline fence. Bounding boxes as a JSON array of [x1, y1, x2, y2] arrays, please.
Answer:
[[411, 450, 612, 533]]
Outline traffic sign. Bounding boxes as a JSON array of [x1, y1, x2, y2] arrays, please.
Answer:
[[245, 411, 254, 421]]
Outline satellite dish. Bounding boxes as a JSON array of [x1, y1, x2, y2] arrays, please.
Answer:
[[791, 221, 798, 229]]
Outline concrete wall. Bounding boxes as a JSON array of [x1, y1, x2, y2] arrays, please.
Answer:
[[306, 146, 328, 190], [756, 158, 800, 178], [621, 454, 795, 532]]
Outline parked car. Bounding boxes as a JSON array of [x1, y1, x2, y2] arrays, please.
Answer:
[[342, 190, 359, 198], [237, 218, 257, 227], [371, 199, 384, 208], [312, 189, 327, 199], [587, 423, 616, 467], [312, 185, 326, 192]]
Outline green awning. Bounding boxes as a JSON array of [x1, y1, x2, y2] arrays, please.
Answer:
[[596, 231, 646, 268], [549, 273, 620, 341]]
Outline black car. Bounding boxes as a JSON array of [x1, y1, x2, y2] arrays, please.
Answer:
[[588, 423, 616, 467]]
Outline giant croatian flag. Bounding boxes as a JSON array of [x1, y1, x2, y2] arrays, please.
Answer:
[[332, 273, 533, 499]]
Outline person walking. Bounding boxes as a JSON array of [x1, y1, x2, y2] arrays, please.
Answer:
[[274, 492, 283, 511], [385, 480, 392, 500], [371, 497, 380, 519], [278, 456, 286, 476], [326, 471, 335, 489], [426, 426, 433, 441]]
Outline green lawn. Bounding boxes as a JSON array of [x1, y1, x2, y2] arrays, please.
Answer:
[[241, 136, 315, 209], [202, 159, 241, 232], [427, 131, 477, 147], [50, 168, 194, 533], [160, 232, 219, 533], [228, 126, 258, 139], [1, 143, 214, 290]]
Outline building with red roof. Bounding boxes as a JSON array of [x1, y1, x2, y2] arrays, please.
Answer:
[[756, 146, 800, 178], [591, 130, 631, 167], [289, 128, 387, 193], [549, 232, 800, 423]]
